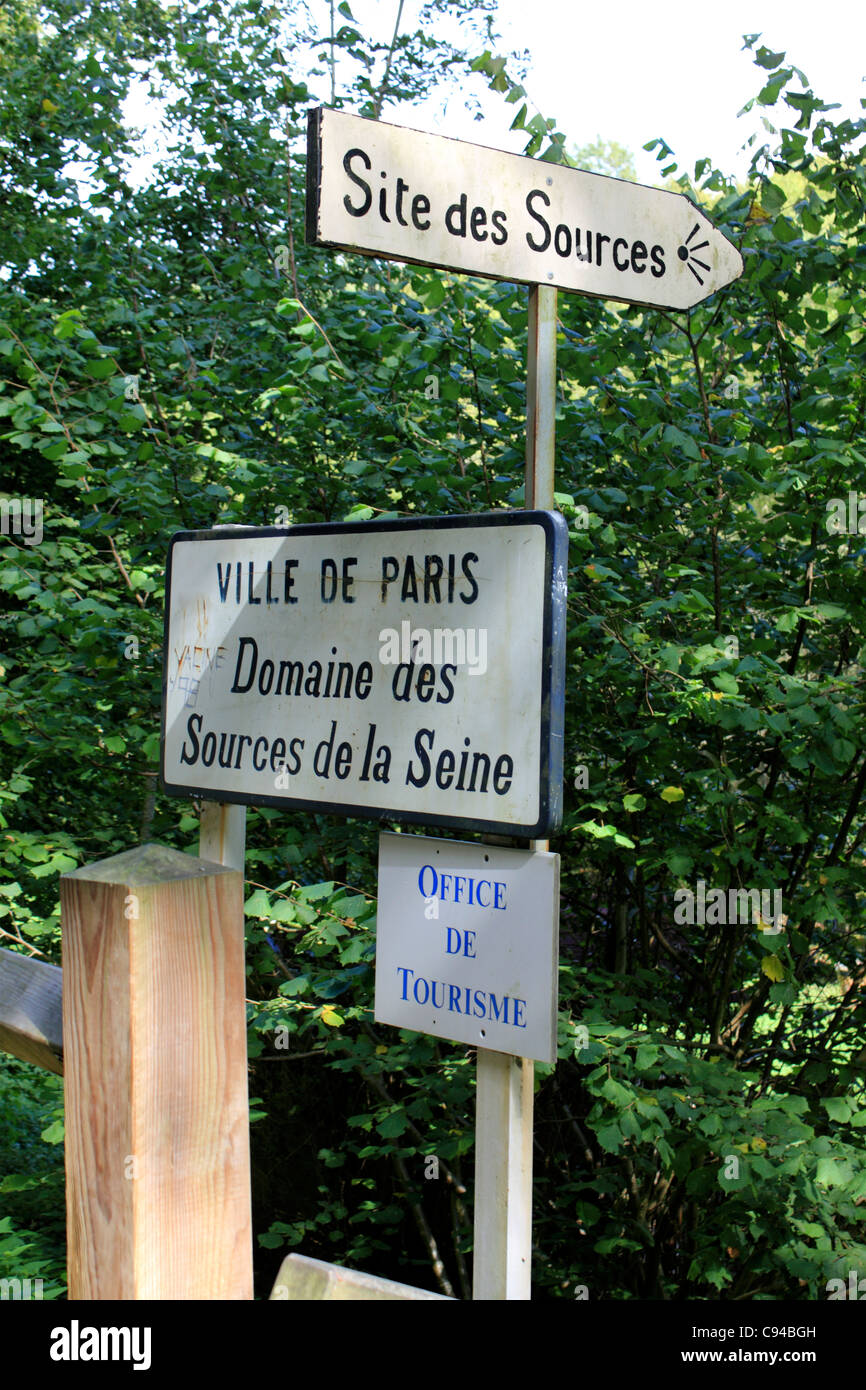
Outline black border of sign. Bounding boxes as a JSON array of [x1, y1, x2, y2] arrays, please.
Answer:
[[160, 510, 567, 838], [305, 106, 742, 313]]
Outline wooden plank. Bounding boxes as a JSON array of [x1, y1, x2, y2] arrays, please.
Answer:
[[0, 947, 63, 1075], [60, 842, 252, 1300], [270, 1253, 451, 1301]]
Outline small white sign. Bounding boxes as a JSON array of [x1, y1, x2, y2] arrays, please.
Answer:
[[161, 512, 567, 836], [374, 832, 559, 1063], [307, 107, 743, 310]]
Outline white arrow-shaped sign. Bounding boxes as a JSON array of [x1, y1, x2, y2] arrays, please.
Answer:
[[307, 108, 743, 310]]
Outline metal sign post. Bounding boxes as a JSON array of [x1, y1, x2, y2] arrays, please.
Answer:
[[473, 284, 558, 1300]]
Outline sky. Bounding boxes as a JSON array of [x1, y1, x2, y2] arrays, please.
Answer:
[[123, 0, 866, 189], [343, 0, 866, 183]]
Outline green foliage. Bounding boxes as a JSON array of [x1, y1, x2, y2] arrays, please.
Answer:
[[0, 6, 864, 1300], [569, 137, 637, 181], [536, 974, 866, 1297], [0, 1059, 66, 1297]]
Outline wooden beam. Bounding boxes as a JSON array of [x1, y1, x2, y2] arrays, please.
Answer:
[[270, 1253, 451, 1301], [60, 842, 252, 1300], [0, 947, 63, 1075]]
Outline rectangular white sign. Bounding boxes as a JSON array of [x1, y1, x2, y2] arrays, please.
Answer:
[[307, 107, 743, 310], [161, 512, 567, 836], [374, 832, 559, 1063]]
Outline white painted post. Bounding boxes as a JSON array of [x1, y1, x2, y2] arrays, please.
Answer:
[[473, 284, 558, 1301], [473, 1050, 535, 1299], [525, 282, 558, 511], [199, 801, 247, 871], [198, 525, 254, 872]]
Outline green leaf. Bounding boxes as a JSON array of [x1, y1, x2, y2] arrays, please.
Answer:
[[376, 1109, 408, 1138], [760, 182, 786, 214], [85, 359, 117, 380], [816, 1157, 853, 1188], [822, 1098, 852, 1124], [757, 73, 789, 105], [755, 46, 786, 69], [244, 889, 273, 918], [594, 1122, 623, 1153], [761, 955, 785, 982], [0, 1174, 41, 1192], [635, 1045, 658, 1070]]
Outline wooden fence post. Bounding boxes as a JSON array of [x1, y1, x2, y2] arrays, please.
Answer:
[[0, 947, 63, 1075], [60, 841, 252, 1300]]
